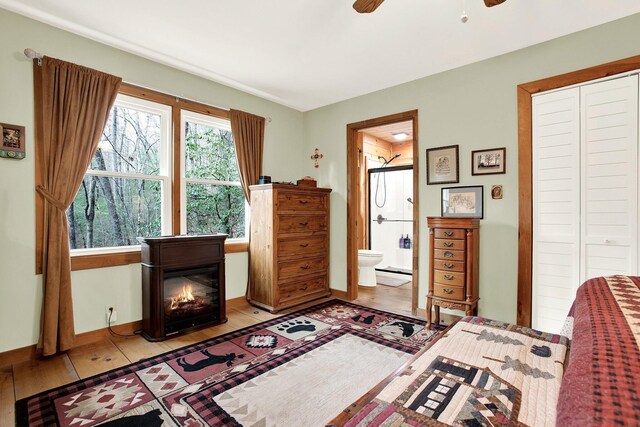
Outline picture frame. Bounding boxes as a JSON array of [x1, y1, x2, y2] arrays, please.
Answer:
[[471, 147, 505, 175], [426, 145, 459, 185], [441, 185, 484, 218], [491, 184, 503, 199], [0, 123, 26, 160]]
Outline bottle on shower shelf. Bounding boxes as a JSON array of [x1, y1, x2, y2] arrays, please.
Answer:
[[399, 235, 405, 249], [404, 235, 412, 249]]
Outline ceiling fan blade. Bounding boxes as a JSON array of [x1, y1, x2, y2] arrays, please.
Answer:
[[484, 0, 507, 6], [353, 0, 385, 13]]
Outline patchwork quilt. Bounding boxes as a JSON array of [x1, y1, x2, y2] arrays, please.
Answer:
[[556, 275, 640, 426], [331, 317, 568, 426]]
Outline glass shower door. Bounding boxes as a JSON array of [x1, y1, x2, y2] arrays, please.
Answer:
[[369, 165, 413, 275]]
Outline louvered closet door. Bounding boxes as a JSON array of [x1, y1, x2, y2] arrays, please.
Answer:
[[580, 75, 639, 281], [532, 88, 581, 333]]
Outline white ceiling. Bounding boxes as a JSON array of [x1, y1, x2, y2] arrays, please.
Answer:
[[2, 0, 640, 111]]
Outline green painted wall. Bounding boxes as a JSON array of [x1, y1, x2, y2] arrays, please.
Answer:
[[304, 13, 640, 323], [0, 9, 306, 353]]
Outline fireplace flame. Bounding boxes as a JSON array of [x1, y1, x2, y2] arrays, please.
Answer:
[[170, 285, 195, 310]]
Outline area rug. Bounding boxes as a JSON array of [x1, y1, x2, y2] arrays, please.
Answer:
[[16, 300, 444, 427], [376, 274, 411, 287]]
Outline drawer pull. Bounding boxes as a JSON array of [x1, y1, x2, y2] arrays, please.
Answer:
[[444, 274, 454, 280], [300, 264, 311, 270], [444, 251, 453, 258], [299, 285, 308, 291], [299, 221, 309, 226], [443, 242, 454, 247], [444, 263, 454, 268], [300, 243, 309, 247], [444, 231, 454, 237], [443, 288, 454, 295], [299, 200, 309, 204]]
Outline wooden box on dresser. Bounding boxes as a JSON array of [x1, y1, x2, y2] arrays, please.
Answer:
[[426, 217, 480, 328], [248, 184, 332, 313]]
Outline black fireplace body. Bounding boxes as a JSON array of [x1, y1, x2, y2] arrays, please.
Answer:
[[139, 234, 227, 341]]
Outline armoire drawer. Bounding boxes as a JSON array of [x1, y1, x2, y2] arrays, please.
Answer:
[[434, 249, 465, 262], [434, 283, 464, 301], [278, 256, 326, 280], [278, 235, 327, 258], [278, 215, 327, 233], [434, 238, 465, 251], [434, 270, 465, 286], [434, 229, 465, 240], [277, 192, 326, 212], [432, 259, 465, 272]]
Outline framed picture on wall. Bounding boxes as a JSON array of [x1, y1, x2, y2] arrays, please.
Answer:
[[471, 147, 505, 175], [426, 145, 459, 185], [441, 185, 484, 218], [0, 123, 26, 160]]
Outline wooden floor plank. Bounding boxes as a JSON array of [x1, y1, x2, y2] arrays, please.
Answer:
[[67, 340, 131, 379], [110, 334, 172, 363], [0, 366, 15, 427], [13, 354, 79, 400]]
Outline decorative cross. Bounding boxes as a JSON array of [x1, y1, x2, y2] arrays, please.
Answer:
[[311, 148, 324, 168]]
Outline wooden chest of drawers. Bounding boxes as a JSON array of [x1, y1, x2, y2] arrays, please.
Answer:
[[426, 217, 480, 327], [248, 184, 332, 313]]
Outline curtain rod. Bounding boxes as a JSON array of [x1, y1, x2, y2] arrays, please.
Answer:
[[24, 48, 43, 65], [23, 47, 272, 124]]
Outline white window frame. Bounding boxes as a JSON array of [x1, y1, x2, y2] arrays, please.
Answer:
[[70, 94, 172, 255], [180, 110, 249, 241]]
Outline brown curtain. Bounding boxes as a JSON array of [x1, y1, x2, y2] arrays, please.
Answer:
[[229, 109, 265, 204], [34, 57, 122, 356]]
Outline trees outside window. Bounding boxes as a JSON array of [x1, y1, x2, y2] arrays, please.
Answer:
[[67, 94, 246, 253], [68, 95, 171, 250], [182, 111, 246, 238]]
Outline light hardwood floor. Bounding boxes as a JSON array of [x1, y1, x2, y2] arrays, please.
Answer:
[[1, 288, 453, 427]]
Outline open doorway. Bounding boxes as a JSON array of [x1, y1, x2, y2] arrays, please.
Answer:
[[346, 111, 419, 316]]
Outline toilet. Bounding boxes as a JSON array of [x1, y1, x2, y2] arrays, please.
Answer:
[[357, 250, 384, 287]]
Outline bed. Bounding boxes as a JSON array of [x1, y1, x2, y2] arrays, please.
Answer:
[[328, 275, 640, 426]]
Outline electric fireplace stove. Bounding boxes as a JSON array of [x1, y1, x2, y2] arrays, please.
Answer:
[[138, 234, 227, 341]]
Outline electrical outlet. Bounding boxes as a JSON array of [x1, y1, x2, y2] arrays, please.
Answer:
[[106, 305, 117, 324]]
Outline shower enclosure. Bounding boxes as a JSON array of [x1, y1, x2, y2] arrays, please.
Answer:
[[368, 164, 413, 275]]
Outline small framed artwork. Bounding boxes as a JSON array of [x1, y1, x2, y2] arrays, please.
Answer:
[[426, 145, 459, 185], [0, 123, 26, 160], [471, 147, 505, 175], [442, 185, 484, 218], [491, 185, 503, 199]]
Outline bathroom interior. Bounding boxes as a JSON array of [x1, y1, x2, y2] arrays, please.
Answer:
[[356, 120, 414, 309]]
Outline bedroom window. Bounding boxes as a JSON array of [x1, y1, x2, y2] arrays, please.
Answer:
[[181, 111, 247, 239], [67, 95, 172, 252], [34, 83, 250, 273]]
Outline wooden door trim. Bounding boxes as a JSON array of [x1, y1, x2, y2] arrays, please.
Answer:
[[346, 110, 420, 314], [517, 54, 640, 326]]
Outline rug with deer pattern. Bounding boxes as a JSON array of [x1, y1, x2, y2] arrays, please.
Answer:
[[17, 300, 444, 427]]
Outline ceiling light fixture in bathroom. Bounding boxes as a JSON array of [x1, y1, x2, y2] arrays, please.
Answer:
[[392, 132, 408, 141]]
